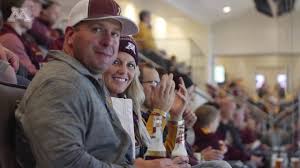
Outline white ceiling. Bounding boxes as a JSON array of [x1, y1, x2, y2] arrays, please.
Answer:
[[59, 0, 300, 25], [163, 0, 254, 25], [165, 0, 300, 25]]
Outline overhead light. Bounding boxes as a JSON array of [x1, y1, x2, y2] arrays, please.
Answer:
[[223, 6, 231, 13]]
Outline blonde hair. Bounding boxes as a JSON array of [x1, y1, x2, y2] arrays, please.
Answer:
[[125, 67, 151, 146]]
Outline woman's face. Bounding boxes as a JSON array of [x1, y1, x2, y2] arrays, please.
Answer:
[[103, 52, 136, 97]]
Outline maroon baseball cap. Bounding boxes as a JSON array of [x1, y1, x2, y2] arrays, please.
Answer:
[[119, 36, 138, 64], [67, 0, 138, 36]]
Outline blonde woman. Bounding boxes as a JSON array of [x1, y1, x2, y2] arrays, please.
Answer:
[[103, 36, 190, 168]]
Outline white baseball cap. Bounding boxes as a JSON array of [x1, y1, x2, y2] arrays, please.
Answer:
[[67, 0, 138, 36]]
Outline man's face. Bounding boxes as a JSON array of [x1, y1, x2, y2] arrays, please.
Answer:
[[20, 0, 35, 29], [144, 14, 151, 25], [32, 0, 42, 18], [43, 4, 61, 25], [220, 99, 236, 120], [141, 67, 160, 108], [66, 19, 121, 74]]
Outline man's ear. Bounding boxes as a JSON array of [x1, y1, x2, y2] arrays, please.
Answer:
[[64, 26, 76, 45]]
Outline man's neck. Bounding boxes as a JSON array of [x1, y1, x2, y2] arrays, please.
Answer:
[[9, 22, 25, 35], [62, 47, 102, 78], [63, 47, 73, 57]]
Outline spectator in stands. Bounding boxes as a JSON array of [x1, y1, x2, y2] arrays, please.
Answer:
[[257, 82, 270, 99], [139, 65, 196, 134], [21, 0, 45, 68], [139, 62, 159, 116], [10, 0, 43, 68], [232, 104, 246, 130], [261, 123, 290, 148], [28, 0, 61, 49], [216, 97, 263, 167], [193, 104, 227, 161], [274, 83, 286, 101], [139, 63, 232, 168], [216, 98, 243, 152], [139, 62, 189, 155], [134, 10, 168, 68], [1, 0, 39, 78], [15, 0, 147, 167], [240, 117, 261, 150], [237, 108, 270, 162], [134, 10, 157, 54], [49, 28, 65, 50], [103, 36, 190, 168], [31, 0, 42, 18]]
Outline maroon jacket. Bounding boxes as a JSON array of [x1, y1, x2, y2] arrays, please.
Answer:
[[193, 128, 221, 152], [216, 122, 251, 161], [0, 24, 42, 71], [240, 127, 257, 145]]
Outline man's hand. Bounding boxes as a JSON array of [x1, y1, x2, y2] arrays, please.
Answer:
[[201, 146, 224, 161], [183, 108, 197, 129], [172, 156, 191, 168], [170, 77, 189, 121], [218, 140, 228, 154], [151, 74, 176, 112], [0, 44, 19, 71]]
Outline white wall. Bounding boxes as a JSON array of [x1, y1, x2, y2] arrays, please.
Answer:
[[212, 9, 300, 55]]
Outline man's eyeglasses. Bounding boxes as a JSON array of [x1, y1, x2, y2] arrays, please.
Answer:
[[141, 80, 160, 87]]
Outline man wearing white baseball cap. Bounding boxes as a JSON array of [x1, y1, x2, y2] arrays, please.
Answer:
[[15, 0, 140, 167]]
